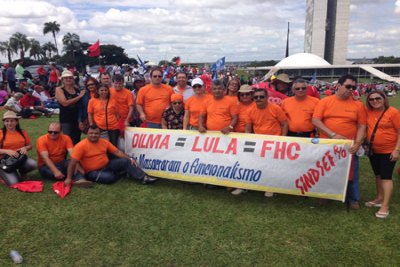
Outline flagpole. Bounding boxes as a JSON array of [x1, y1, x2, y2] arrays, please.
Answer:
[[285, 22, 290, 58]]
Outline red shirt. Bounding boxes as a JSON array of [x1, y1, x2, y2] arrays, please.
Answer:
[[20, 94, 40, 108]]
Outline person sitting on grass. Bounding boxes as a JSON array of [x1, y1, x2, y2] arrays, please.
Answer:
[[36, 122, 93, 187], [64, 125, 157, 185], [0, 111, 37, 185]]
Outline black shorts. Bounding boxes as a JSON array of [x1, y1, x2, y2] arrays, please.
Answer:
[[369, 153, 396, 180]]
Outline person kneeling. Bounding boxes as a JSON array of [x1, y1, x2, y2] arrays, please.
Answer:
[[64, 125, 156, 185]]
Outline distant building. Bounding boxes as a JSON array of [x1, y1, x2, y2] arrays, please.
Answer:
[[304, 0, 350, 65]]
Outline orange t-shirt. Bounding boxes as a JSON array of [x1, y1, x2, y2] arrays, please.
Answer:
[[71, 138, 118, 173], [185, 94, 211, 127], [0, 130, 30, 151], [226, 95, 238, 104], [313, 95, 367, 139], [110, 87, 134, 120], [281, 96, 319, 132], [36, 134, 73, 167], [136, 84, 174, 124], [246, 104, 287, 135], [367, 107, 400, 153], [235, 102, 255, 133], [88, 98, 119, 130], [200, 96, 239, 131]]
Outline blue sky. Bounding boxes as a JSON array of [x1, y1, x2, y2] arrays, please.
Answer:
[[1, 0, 399, 64]]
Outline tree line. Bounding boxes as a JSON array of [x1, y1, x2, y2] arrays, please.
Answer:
[[0, 21, 137, 69]]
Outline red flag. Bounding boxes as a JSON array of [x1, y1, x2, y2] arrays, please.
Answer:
[[175, 57, 181, 66], [88, 40, 100, 57], [53, 181, 71, 199], [10, 181, 43, 193]]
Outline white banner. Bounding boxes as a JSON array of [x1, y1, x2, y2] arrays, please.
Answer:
[[125, 128, 353, 201]]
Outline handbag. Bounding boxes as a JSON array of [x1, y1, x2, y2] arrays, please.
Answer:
[[364, 108, 388, 157], [0, 153, 27, 173]]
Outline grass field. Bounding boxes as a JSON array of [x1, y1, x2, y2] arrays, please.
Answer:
[[1, 95, 399, 266]]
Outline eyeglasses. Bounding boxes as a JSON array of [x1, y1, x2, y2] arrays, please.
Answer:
[[172, 102, 182, 105], [63, 77, 74, 80], [239, 92, 252, 96], [368, 97, 383, 102], [344, 84, 357, 90], [193, 85, 202, 88], [253, 95, 266, 100], [87, 83, 95, 87], [294, 87, 307, 91], [48, 131, 60, 135], [152, 75, 162, 78]]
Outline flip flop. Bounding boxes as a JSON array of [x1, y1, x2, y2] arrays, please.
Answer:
[[375, 211, 389, 219], [365, 201, 382, 208]]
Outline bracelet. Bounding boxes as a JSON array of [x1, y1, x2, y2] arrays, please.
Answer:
[[228, 125, 234, 130]]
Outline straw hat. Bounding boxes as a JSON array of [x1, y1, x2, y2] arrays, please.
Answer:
[[3, 111, 21, 120]]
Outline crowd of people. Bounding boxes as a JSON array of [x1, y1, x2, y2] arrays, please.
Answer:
[[0, 61, 399, 219]]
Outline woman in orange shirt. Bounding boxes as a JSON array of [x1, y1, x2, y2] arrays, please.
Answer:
[[364, 91, 400, 219], [183, 78, 209, 130], [234, 85, 254, 133], [88, 84, 120, 147], [226, 78, 241, 102], [0, 111, 37, 185]]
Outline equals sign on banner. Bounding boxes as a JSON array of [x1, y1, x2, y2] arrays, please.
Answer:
[[243, 141, 256, 153], [175, 137, 186, 147]]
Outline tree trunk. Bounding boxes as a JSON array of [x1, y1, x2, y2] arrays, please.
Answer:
[[53, 33, 59, 55]]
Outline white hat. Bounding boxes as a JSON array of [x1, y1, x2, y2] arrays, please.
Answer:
[[191, 78, 204, 87], [61, 70, 73, 78]]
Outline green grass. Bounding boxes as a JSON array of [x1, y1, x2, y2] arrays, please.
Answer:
[[1, 95, 400, 266]]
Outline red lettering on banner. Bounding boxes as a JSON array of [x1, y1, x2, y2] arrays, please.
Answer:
[[295, 150, 337, 195], [260, 141, 274, 157], [191, 137, 237, 154], [261, 141, 301, 160], [131, 134, 169, 149]]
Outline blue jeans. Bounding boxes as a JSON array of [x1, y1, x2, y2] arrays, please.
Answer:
[[146, 123, 161, 129], [39, 160, 69, 179], [346, 155, 360, 203], [82, 158, 146, 184]]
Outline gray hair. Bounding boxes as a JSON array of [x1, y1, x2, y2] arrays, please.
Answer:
[[291, 78, 307, 89]]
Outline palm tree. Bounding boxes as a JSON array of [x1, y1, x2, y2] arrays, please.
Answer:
[[43, 21, 60, 55], [62, 32, 81, 63], [29, 38, 41, 60], [41, 42, 57, 59], [10, 32, 30, 59], [0, 40, 15, 63]]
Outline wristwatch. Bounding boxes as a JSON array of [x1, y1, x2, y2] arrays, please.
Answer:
[[329, 132, 336, 138]]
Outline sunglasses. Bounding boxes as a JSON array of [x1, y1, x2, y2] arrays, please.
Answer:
[[152, 75, 162, 78], [172, 102, 182, 105], [253, 95, 266, 100], [294, 87, 307, 91], [48, 131, 60, 135], [368, 97, 383, 102], [193, 85, 202, 88], [344, 84, 357, 90], [239, 92, 252, 96]]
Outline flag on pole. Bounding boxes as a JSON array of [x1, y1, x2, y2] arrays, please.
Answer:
[[88, 40, 100, 57], [212, 56, 225, 80]]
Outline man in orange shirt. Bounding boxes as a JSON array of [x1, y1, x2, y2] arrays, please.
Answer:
[[65, 125, 157, 185], [110, 74, 134, 126], [313, 74, 367, 209], [281, 78, 319, 137], [136, 67, 174, 128], [245, 89, 288, 136], [36, 122, 92, 186], [198, 80, 238, 134]]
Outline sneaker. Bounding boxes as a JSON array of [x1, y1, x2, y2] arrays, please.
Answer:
[[264, 191, 274, 197], [231, 189, 247, 196], [74, 179, 94, 188], [142, 175, 158, 185]]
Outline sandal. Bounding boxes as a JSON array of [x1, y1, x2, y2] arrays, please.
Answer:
[[375, 211, 389, 219], [365, 201, 382, 208]]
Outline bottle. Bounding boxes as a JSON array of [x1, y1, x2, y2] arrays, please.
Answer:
[[10, 250, 23, 264]]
